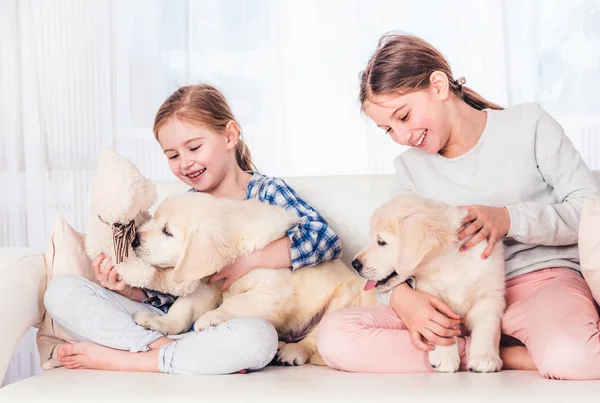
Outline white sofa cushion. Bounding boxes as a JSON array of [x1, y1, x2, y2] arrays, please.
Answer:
[[36, 216, 97, 371]]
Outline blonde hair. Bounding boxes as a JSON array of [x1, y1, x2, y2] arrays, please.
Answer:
[[360, 33, 503, 111], [153, 84, 257, 172]]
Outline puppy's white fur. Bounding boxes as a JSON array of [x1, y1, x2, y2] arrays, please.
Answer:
[[132, 192, 377, 366], [354, 194, 506, 373]]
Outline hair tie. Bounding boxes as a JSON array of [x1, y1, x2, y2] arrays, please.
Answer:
[[455, 76, 466, 92]]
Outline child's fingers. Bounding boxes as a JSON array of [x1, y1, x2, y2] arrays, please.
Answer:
[[425, 321, 461, 339], [411, 331, 432, 351], [209, 270, 227, 285], [457, 219, 482, 240], [108, 266, 120, 285], [92, 254, 105, 277], [430, 310, 462, 330], [220, 278, 233, 292], [460, 231, 486, 251], [114, 279, 128, 291], [422, 329, 455, 347], [99, 257, 113, 273], [482, 232, 498, 259], [430, 297, 461, 320], [458, 207, 477, 225]]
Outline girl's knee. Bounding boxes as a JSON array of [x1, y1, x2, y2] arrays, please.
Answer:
[[231, 317, 278, 344], [44, 274, 88, 317], [230, 318, 279, 366], [162, 318, 278, 374], [316, 308, 368, 370], [533, 338, 600, 380]]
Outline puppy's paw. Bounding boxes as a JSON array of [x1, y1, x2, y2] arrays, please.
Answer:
[[133, 312, 188, 336], [271, 342, 311, 366], [193, 311, 229, 331], [467, 353, 502, 373], [134, 312, 165, 333], [133, 312, 156, 328], [428, 345, 460, 373]]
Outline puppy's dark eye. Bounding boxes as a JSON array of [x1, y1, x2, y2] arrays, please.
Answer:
[[377, 238, 387, 246], [162, 227, 173, 237]]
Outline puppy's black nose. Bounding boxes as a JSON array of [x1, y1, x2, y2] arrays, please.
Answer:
[[351, 259, 363, 272], [132, 234, 140, 249]]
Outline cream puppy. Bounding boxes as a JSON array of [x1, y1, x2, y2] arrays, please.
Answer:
[[353, 193, 506, 373]]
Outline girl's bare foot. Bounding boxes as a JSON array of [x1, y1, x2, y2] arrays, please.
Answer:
[[57, 342, 250, 374], [500, 345, 537, 371], [57, 342, 159, 372]]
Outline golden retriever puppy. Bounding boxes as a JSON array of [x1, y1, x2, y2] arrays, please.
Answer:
[[131, 192, 376, 366], [353, 193, 506, 373]]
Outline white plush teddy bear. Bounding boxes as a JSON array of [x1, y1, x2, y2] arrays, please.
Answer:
[[85, 148, 198, 297]]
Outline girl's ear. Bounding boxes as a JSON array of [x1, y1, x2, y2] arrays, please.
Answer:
[[429, 71, 450, 101], [224, 121, 240, 150]]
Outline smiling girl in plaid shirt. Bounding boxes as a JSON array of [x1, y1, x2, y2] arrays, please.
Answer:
[[44, 84, 341, 375]]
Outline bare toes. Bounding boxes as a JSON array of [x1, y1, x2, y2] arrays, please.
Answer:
[[57, 344, 75, 358], [65, 362, 82, 369], [69, 342, 90, 355], [60, 358, 78, 366]]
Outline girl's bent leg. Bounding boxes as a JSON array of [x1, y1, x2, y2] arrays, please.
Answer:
[[316, 305, 468, 373], [44, 274, 165, 352], [159, 317, 279, 374], [502, 268, 600, 380]]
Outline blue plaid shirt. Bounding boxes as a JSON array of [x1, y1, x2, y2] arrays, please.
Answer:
[[142, 173, 342, 312]]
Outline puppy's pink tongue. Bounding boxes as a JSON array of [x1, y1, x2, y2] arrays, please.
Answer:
[[364, 280, 378, 291]]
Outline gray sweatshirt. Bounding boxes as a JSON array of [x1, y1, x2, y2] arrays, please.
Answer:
[[378, 102, 600, 305]]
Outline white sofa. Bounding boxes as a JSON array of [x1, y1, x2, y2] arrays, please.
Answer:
[[1, 175, 600, 402]]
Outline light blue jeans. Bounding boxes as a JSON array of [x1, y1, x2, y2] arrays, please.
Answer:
[[44, 274, 278, 374]]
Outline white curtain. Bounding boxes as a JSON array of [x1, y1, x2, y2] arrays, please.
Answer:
[[2, 0, 599, 385]]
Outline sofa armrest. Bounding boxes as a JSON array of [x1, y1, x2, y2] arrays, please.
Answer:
[[0, 248, 46, 384]]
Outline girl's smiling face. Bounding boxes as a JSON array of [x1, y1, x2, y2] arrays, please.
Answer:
[[157, 117, 237, 192], [363, 86, 452, 155]]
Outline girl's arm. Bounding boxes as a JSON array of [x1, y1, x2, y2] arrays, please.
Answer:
[[247, 236, 292, 269], [504, 108, 600, 246], [260, 177, 342, 269], [210, 177, 342, 290]]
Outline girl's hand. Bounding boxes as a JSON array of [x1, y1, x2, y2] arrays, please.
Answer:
[[390, 284, 462, 351], [92, 254, 146, 301], [208, 255, 255, 291], [457, 205, 510, 259]]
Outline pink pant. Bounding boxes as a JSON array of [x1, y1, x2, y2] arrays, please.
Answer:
[[316, 268, 600, 380]]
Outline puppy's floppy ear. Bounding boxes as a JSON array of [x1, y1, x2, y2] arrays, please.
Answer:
[[395, 208, 455, 273], [173, 220, 234, 284]]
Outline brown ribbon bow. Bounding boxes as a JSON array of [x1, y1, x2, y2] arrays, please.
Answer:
[[98, 215, 137, 264]]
